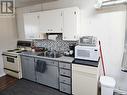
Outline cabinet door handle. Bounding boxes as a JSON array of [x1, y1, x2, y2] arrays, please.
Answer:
[[61, 12, 63, 16], [61, 28, 63, 31], [63, 88, 66, 91], [74, 11, 76, 15], [63, 65, 66, 68], [37, 16, 39, 19]]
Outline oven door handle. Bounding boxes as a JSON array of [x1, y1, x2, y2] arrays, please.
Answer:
[[2, 54, 17, 58]]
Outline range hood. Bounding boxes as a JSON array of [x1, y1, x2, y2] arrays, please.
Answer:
[[46, 33, 62, 41]]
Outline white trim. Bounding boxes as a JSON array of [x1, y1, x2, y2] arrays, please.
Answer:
[[95, 0, 127, 9], [0, 15, 15, 18], [0, 73, 6, 77], [114, 88, 127, 95]]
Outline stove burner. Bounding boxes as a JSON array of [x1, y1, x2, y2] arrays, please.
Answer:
[[16, 50, 27, 53], [7, 49, 20, 52]]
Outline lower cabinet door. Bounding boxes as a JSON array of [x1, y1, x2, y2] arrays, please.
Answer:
[[21, 56, 36, 82], [36, 63, 59, 89], [72, 64, 98, 95]]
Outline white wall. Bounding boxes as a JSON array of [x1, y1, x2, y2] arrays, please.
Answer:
[[16, 0, 127, 90], [0, 17, 17, 77]]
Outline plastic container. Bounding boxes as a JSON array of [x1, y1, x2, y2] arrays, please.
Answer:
[[100, 76, 116, 95]]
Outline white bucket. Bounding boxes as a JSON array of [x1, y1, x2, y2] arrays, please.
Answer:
[[100, 76, 116, 95]]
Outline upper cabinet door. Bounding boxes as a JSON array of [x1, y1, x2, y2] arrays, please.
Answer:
[[23, 7, 80, 40], [24, 12, 44, 39], [40, 9, 63, 33], [63, 7, 80, 41]]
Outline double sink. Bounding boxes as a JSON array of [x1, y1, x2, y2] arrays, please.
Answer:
[[21, 49, 62, 58], [37, 51, 62, 58]]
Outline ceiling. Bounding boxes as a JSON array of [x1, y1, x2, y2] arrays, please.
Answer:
[[15, 0, 58, 8]]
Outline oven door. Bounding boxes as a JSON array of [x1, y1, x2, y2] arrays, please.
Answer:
[[2, 54, 20, 72]]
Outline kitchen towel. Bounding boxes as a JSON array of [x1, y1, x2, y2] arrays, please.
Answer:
[[36, 60, 47, 73]]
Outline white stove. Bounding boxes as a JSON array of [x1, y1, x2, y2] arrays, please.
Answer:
[[2, 41, 32, 79], [2, 49, 26, 79]]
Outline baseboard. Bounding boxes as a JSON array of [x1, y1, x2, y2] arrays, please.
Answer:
[[0, 73, 6, 77], [114, 88, 127, 95]]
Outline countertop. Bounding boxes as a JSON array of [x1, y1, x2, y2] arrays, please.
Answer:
[[20, 51, 74, 63], [73, 59, 99, 67], [20, 51, 99, 67]]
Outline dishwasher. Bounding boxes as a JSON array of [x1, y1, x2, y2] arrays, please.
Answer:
[[35, 58, 59, 89]]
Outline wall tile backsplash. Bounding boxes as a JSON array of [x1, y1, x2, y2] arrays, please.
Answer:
[[34, 40, 77, 52], [33, 36, 77, 52]]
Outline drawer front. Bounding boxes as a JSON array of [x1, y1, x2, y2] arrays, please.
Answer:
[[60, 69, 71, 77], [59, 62, 71, 69], [4, 69, 22, 79], [60, 83, 71, 94], [72, 64, 97, 75], [59, 76, 71, 84]]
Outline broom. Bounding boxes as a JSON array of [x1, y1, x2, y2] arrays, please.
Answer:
[[99, 41, 106, 76]]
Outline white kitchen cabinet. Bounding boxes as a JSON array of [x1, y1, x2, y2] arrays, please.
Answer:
[[23, 7, 81, 40], [72, 64, 99, 95], [40, 9, 63, 33], [63, 7, 80, 41], [24, 12, 45, 39]]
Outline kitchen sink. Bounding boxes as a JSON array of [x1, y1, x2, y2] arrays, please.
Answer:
[[37, 51, 62, 58]]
